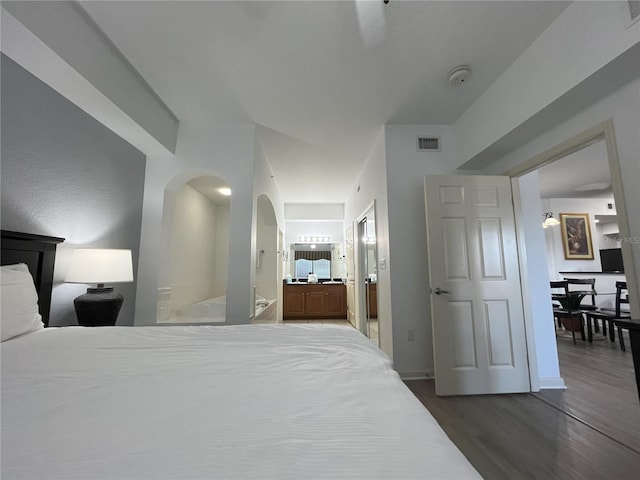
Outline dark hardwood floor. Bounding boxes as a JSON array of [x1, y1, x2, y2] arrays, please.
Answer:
[[405, 330, 640, 480]]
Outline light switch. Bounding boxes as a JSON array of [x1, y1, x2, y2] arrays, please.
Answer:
[[379, 258, 386, 270]]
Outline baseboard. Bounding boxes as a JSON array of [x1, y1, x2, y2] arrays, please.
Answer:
[[398, 372, 565, 389], [398, 371, 433, 381], [538, 376, 567, 390]]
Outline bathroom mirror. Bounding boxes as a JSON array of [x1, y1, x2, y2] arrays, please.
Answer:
[[288, 243, 342, 281]]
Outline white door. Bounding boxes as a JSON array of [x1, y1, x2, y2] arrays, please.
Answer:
[[424, 175, 530, 396]]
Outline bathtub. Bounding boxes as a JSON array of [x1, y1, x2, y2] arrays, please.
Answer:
[[253, 295, 277, 323], [169, 295, 227, 324], [159, 294, 276, 325]]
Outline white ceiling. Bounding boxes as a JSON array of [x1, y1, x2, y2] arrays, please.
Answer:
[[78, 0, 571, 203], [188, 176, 231, 205], [537, 140, 612, 199]]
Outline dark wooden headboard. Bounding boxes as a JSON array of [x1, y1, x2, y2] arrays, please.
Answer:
[[1, 230, 64, 327]]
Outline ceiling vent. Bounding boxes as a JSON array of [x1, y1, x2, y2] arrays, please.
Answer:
[[417, 136, 440, 152]]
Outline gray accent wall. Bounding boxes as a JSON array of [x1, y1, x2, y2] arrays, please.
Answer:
[[1, 54, 146, 326]]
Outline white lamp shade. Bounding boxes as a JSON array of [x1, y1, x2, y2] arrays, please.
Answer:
[[65, 249, 133, 284]]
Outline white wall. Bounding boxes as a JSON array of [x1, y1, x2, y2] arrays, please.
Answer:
[[1, 54, 145, 327], [515, 171, 562, 389], [285, 203, 344, 221], [284, 221, 344, 246], [344, 128, 393, 361], [135, 122, 256, 325], [1, 3, 178, 155], [383, 124, 457, 376], [284, 204, 345, 259], [252, 142, 285, 319], [382, 77, 638, 379], [215, 205, 230, 298], [169, 184, 220, 309], [456, 1, 639, 167], [255, 198, 278, 301], [545, 197, 617, 277], [483, 77, 639, 316]]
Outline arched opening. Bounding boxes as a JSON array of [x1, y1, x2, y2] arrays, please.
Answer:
[[157, 171, 231, 324], [252, 194, 279, 323]]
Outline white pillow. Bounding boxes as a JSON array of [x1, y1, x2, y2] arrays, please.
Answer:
[[1, 263, 44, 342]]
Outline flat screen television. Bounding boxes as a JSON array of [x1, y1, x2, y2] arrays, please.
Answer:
[[599, 248, 624, 272]]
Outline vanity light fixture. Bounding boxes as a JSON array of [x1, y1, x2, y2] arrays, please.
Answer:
[[298, 235, 331, 243]]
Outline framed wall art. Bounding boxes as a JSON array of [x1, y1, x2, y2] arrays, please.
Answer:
[[559, 213, 594, 260]]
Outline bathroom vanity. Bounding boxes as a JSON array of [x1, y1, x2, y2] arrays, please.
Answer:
[[283, 283, 347, 319]]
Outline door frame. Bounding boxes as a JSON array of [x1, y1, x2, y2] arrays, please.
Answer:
[[506, 119, 638, 389], [356, 201, 377, 339], [425, 175, 530, 395]]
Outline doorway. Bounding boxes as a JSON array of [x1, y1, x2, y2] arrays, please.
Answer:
[[357, 203, 379, 346], [156, 171, 231, 324], [254, 194, 279, 323], [511, 132, 638, 454], [509, 120, 638, 391]]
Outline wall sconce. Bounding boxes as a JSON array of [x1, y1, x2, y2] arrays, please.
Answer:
[[542, 212, 560, 229], [65, 249, 133, 326]]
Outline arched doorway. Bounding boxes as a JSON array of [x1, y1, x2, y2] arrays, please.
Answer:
[[253, 194, 279, 323], [157, 170, 231, 324]]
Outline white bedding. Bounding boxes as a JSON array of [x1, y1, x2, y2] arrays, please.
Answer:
[[1, 324, 481, 479]]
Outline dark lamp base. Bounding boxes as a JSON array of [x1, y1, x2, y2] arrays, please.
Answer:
[[74, 287, 123, 327]]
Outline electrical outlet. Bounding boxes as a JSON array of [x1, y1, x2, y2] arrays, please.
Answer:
[[408, 329, 415, 341]]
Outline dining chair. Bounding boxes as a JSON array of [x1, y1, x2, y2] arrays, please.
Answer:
[[564, 277, 599, 331], [584, 281, 631, 349], [550, 280, 569, 327], [550, 280, 585, 344], [550, 280, 569, 306], [564, 277, 597, 309]]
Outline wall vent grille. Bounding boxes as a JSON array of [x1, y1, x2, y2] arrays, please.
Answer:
[[417, 136, 440, 152]]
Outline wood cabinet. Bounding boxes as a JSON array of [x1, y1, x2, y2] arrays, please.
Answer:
[[367, 282, 378, 318], [283, 283, 347, 319]]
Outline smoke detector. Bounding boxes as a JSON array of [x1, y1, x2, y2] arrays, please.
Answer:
[[448, 65, 471, 86]]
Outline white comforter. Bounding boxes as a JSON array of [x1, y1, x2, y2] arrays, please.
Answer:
[[1, 324, 481, 479]]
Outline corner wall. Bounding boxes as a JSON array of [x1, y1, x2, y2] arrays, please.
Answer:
[[135, 122, 256, 325], [0, 54, 145, 326], [483, 78, 639, 319], [456, 1, 639, 167], [344, 128, 393, 361], [383, 124, 457, 376]]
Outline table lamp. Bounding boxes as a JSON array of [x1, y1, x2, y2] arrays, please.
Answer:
[[65, 249, 133, 326]]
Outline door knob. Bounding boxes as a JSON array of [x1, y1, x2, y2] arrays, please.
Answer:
[[432, 287, 450, 295]]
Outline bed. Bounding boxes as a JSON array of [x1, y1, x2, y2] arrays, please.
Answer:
[[1, 232, 481, 479], [1, 230, 64, 326]]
